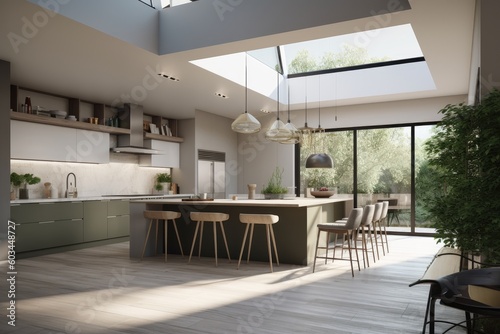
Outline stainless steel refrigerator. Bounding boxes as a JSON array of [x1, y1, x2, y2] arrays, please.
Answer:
[[197, 150, 226, 199]]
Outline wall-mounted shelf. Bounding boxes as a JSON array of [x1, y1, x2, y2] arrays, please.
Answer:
[[144, 132, 183, 143], [10, 111, 130, 135]]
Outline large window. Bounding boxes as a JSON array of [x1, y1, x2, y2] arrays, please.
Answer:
[[298, 123, 437, 235]]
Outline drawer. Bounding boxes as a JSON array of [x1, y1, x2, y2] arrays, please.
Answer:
[[107, 200, 129, 216], [107, 215, 130, 238], [11, 202, 84, 224], [15, 219, 84, 252]]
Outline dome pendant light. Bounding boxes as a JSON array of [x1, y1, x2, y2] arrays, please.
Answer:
[[231, 53, 261, 134], [265, 72, 292, 142], [306, 76, 333, 168], [280, 85, 300, 144]]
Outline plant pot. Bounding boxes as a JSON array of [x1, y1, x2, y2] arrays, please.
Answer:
[[19, 188, 29, 199], [10, 189, 16, 200], [263, 193, 285, 200], [160, 182, 171, 194]]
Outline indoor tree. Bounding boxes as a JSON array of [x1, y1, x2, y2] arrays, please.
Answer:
[[423, 89, 500, 264]]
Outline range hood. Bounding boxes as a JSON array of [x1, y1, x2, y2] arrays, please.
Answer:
[[111, 103, 161, 155]]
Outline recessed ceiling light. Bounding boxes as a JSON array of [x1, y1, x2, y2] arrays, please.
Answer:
[[158, 73, 180, 82], [215, 92, 228, 99]]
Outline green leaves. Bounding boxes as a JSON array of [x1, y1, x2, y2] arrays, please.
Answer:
[[424, 90, 500, 263]]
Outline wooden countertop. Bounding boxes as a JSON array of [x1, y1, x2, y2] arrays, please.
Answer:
[[130, 197, 352, 208]]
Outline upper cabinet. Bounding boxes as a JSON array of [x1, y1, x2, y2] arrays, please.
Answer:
[[11, 120, 110, 164], [139, 139, 180, 168]]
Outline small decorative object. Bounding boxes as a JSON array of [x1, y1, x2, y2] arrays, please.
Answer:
[[310, 187, 335, 198], [154, 172, 172, 193], [10, 172, 41, 199], [261, 167, 288, 199], [247, 183, 256, 199], [44, 182, 52, 198]]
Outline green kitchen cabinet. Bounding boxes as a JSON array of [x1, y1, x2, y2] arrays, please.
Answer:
[[11, 202, 84, 253], [107, 200, 130, 238], [83, 201, 108, 242]]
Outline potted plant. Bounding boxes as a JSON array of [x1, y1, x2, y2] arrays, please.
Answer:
[[11, 172, 41, 199], [261, 167, 288, 199], [154, 172, 172, 193]]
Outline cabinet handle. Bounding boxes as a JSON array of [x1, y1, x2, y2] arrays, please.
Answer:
[[10, 204, 20, 207], [39, 220, 55, 224], [108, 215, 117, 218], [71, 218, 83, 221]]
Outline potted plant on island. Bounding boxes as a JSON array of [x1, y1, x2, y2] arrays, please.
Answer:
[[261, 167, 288, 199], [154, 172, 172, 194], [10, 172, 41, 199]]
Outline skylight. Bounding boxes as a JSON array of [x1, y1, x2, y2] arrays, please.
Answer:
[[191, 24, 435, 106]]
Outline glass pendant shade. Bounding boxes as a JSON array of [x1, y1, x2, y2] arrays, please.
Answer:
[[231, 112, 261, 133], [265, 71, 292, 142], [306, 153, 334, 168], [280, 122, 300, 144], [265, 118, 292, 142], [232, 53, 261, 134]]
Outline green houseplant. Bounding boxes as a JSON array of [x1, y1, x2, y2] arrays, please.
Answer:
[[154, 172, 172, 192], [261, 167, 288, 199], [423, 89, 500, 264], [10, 172, 41, 199]]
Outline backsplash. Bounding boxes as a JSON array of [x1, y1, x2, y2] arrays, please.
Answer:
[[11, 153, 172, 199]]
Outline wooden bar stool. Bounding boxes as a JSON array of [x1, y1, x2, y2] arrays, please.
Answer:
[[141, 210, 184, 262], [237, 213, 280, 273], [188, 212, 231, 267]]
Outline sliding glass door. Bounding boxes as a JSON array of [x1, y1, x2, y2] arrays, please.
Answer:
[[298, 124, 437, 235]]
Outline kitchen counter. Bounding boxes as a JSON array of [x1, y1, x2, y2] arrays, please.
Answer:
[[10, 194, 193, 204], [130, 197, 353, 265]]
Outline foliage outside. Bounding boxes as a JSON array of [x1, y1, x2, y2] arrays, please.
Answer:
[[288, 45, 390, 75], [423, 90, 500, 263], [261, 167, 288, 194]]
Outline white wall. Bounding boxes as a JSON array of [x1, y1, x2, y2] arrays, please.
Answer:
[[28, 0, 159, 54]]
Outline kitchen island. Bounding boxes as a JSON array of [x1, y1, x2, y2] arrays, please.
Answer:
[[130, 197, 353, 265]]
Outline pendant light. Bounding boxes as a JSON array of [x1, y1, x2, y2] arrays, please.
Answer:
[[231, 53, 261, 134], [298, 78, 313, 147], [265, 71, 292, 142], [306, 76, 333, 168], [280, 85, 300, 144]]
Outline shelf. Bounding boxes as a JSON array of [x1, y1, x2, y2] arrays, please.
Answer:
[[144, 132, 183, 143], [10, 111, 131, 135]]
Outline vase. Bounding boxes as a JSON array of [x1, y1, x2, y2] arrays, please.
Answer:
[[19, 188, 29, 199], [10, 188, 16, 200], [247, 184, 256, 199]]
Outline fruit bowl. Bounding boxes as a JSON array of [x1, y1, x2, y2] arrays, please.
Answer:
[[310, 189, 335, 198]]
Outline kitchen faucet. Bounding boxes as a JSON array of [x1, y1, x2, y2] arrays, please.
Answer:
[[65, 172, 78, 198]]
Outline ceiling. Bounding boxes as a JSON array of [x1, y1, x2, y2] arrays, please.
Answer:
[[0, 0, 476, 120]]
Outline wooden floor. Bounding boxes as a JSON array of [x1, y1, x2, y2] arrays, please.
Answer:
[[1, 235, 468, 334]]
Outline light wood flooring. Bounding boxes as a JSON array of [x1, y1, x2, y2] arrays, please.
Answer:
[[1, 235, 468, 334]]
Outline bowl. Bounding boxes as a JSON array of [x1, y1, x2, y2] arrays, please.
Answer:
[[310, 190, 335, 198]]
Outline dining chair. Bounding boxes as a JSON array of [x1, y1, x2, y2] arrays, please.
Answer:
[[313, 208, 363, 277]]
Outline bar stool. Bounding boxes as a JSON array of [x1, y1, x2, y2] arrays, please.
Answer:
[[141, 210, 184, 262], [237, 213, 280, 273], [188, 212, 231, 267], [313, 208, 363, 277]]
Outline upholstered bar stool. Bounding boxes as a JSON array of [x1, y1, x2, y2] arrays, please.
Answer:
[[141, 210, 184, 262], [313, 208, 363, 277], [188, 212, 231, 267], [237, 213, 280, 273]]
